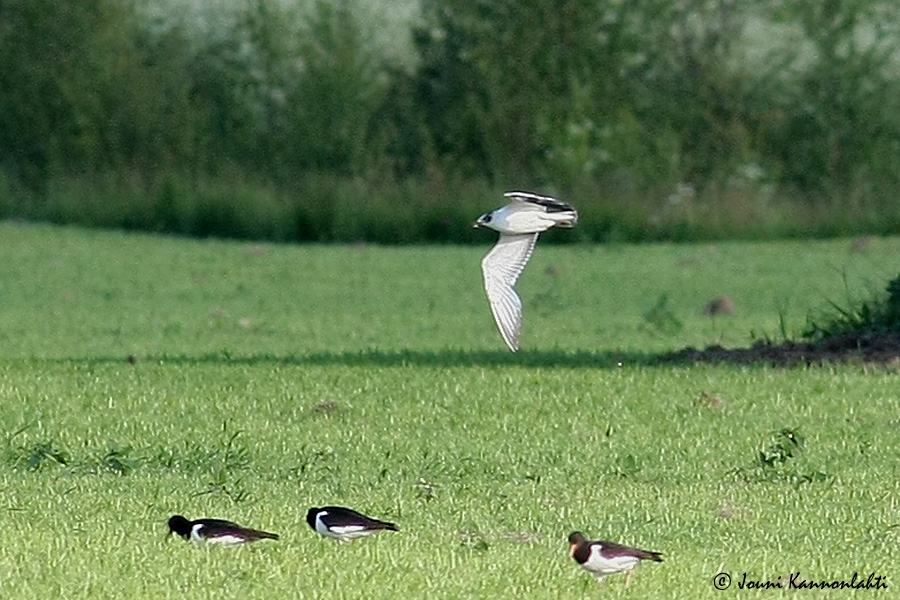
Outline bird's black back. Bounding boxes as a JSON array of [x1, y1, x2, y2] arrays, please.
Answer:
[[308, 506, 398, 531]]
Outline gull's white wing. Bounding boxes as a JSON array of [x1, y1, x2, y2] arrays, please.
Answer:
[[481, 233, 539, 351]]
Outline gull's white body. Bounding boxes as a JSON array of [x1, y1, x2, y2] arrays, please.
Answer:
[[480, 200, 576, 235], [475, 191, 577, 351]]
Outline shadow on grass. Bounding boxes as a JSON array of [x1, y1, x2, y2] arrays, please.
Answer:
[[55, 332, 900, 368], [69, 348, 664, 369]]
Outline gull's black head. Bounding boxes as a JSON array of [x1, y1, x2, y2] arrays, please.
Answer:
[[168, 515, 192, 539], [473, 211, 493, 228]]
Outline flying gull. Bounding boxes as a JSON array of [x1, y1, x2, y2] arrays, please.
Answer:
[[473, 191, 578, 351]]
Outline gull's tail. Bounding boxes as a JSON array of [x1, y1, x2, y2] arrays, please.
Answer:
[[549, 209, 578, 228]]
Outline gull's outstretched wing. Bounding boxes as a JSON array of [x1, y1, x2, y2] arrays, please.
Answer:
[[481, 233, 539, 351]]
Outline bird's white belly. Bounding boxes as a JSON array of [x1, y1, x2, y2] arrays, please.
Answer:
[[190, 525, 244, 545], [331, 526, 372, 540], [585, 553, 640, 576], [316, 514, 373, 541], [205, 534, 246, 545]]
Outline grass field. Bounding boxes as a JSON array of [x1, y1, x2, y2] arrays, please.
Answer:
[[1, 222, 899, 598]]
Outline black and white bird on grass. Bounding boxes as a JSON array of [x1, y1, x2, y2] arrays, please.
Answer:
[[167, 515, 279, 545], [568, 531, 663, 587], [474, 191, 578, 351], [306, 506, 399, 542]]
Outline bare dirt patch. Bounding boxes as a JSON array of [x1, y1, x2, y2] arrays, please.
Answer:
[[660, 333, 900, 367]]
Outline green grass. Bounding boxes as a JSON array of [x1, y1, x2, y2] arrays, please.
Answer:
[[1, 222, 899, 598]]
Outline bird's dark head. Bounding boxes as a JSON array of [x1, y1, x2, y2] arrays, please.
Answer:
[[167, 515, 191, 539], [473, 211, 493, 228], [568, 531, 589, 561], [306, 507, 319, 528], [568, 531, 587, 546]]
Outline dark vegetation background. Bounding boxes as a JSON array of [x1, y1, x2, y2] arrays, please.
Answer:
[[2, 0, 900, 244]]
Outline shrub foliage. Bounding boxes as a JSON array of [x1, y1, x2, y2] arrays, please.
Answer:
[[1, 0, 900, 242], [805, 274, 900, 340]]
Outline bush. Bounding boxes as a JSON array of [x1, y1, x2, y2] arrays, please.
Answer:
[[2, 0, 900, 243], [804, 274, 900, 340]]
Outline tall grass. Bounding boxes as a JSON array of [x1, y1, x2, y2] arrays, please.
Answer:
[[7, 171, 900, 244]]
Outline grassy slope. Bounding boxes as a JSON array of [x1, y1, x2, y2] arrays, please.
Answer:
[[2, 224, 898, 359], [0, 223, 898, 598]]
